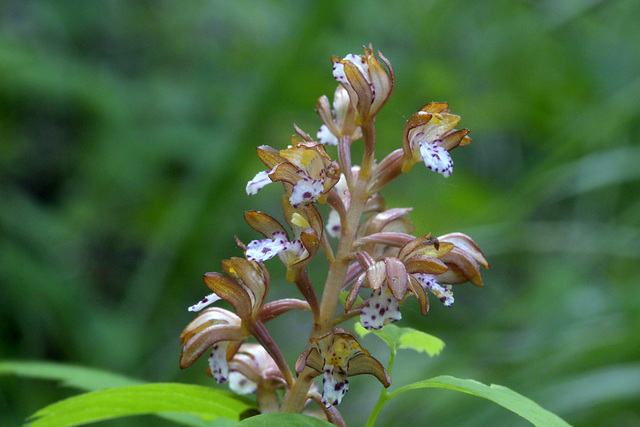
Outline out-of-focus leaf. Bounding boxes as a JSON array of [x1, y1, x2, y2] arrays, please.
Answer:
[[0, 360, 142, 390], [26, 383, 256, 427], [389, 375, 571, 427], [0, 362, 234, 426], [234, 413, 334, 426]]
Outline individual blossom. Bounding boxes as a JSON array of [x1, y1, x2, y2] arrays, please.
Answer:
[[316, 85, 361, 146], [401, 102, 471, 176], [181, 256, 309, 382], [347, 242, 448, 330], [228, 343, 288, 413], [331, 45, 394, 124], [180, 307, 244, 383], [295, 328, 390, 407], [246, 135, 340, 208], [347, 232, 488, 330], [244, 198, 323, 282]]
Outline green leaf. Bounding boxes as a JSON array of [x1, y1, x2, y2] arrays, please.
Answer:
[[26, 383, 256, 427], [0, 360, 142, 391], [390, 375, 572, 427], [398, 330, 445, 356], [234, 413, 334, 426], [354, 322, 445, 356]]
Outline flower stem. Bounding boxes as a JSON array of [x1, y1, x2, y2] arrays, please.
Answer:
[[317, 119, 375, 335], [366, 344, 397, 427], [281, 367, 315, 413], [249, 320, 294, 386]]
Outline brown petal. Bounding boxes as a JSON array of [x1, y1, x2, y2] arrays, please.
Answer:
[[367, 53, 393, 115], [343, 60, 373, 120], [180, 307, 239, 344], [221, 257, 269, 311], [259, 298, 311, 322], [269, 162, 301, 185], [180, 324, 245, 369], [408, 275, 429, 315], [354, 232, 415, 248], [439, 247, 484, 287], [295, 347, 323, 375], [256, 145, 287, 169], [316, 95, 340, 136], [203, 272, 253, 318], [347, 353, 391, 387], [439, 128, 470, 151], [355, 251, 375, 270], [366, 208, 413, 233], [439, 232, 489, 269], [304, 204, 324, 236], [385, 257, 408, 300], [366, 260, 386, 291], [404, 254, 448, 275], [398, 235, 453, 261], [244, 211, 287, 239], [345, 273, 366, 311]]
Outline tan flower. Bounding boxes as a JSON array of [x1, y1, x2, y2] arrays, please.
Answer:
[[347, 232, 488, 330], [244, 201, 323, 282], [401, 102, 471, 176], [295, 328, 390, 407], [331, 45, 394, 124], [181, 257, 309, 381], [246, 138, 340, 208], [228, 343, 287, 413], [316, 85, 361, 146]]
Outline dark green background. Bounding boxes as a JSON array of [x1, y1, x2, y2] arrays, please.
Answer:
[[1, 1, 639, 425]]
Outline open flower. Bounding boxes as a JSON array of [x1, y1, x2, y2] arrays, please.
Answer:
[[180, 258, 269, 380], [401, 102, 471, 176], [180, 307, 245, 382], [347, 243, 448, 330], [295, 328, 390, 407], [228, 343, 287, 413], [246, 137, 340, 208], [331, 45, 394, 124], [244, 200, 323, 282], [180, 256, 310, 382], [316, 85, 361, 146], [346, 232, 488, 330]]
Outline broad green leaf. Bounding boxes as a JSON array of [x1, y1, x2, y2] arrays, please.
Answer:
[[26, 383, 256, 427], [0, 361, 218, 426], [398, 330, 445, 356], [354, 322, 445, 356], [0, 360, 142, 390], [389, 375, 571, 427], [234, 413, 334, 426]]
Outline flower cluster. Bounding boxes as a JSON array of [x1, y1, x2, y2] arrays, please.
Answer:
[[180, 44, 487, 423]]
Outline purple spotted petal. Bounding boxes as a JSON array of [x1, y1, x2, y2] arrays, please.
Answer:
[[290, 178, 324, 208], [321, 366, 349, 408], [188, 292, 222, 312], [413, 273, 454, 306], [317, 124, 339, 146], [332, 53, 369, 86], [229, 371, 258, 395], [360, 285, 402, 330], [208, 341, 230, 383], [419, 141, 453, 177], [246, 233, 289, 262], [325, 210, 341, 238], [246, 170, 273, 196]]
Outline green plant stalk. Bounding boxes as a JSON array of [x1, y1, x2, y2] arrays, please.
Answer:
[[366, 342, 397, 427]]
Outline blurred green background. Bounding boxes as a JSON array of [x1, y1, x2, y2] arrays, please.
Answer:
[[1, 0, 639, 425]]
